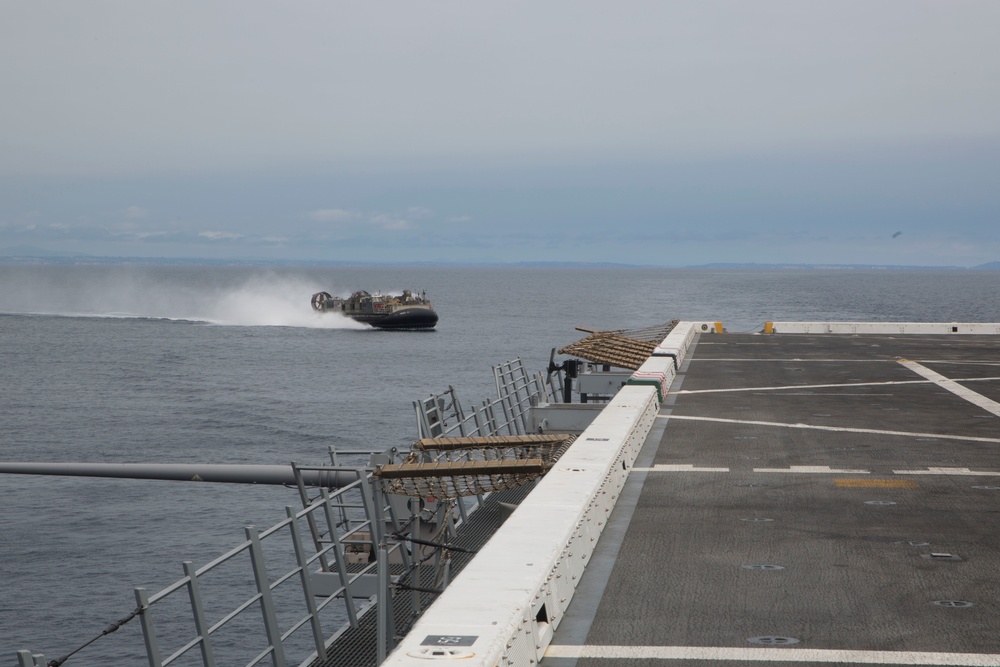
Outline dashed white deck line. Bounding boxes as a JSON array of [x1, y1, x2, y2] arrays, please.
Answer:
[[632, 464, 730, 472], [674, 377, 1000, 396], [668, 415, 1000, 445], [545, 644, 1000, 665], [899, 361, 1000, 417], [893, 467, 1000, 477], [753, 466, 869, 474]]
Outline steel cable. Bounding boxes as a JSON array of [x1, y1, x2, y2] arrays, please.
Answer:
[[44, 606, 143, 666]]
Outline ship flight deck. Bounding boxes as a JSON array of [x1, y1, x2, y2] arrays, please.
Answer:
[[388, 323, 1000, 667], [15, 322, 1000, 667]]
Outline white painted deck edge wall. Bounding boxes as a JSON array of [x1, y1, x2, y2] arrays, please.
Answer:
[[381, 322, 701, 667], [767, 322, 1000, 334]]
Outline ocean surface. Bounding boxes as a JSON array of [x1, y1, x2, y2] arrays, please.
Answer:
[[2, 264, 999, 664]]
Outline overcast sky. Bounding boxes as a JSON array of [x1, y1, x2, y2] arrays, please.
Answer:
[[2, 1, 998, 265]]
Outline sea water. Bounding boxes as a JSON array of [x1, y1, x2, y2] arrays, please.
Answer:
[[1, 265, 998, 664]]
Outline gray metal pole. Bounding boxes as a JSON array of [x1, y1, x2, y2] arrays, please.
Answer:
[[0, 462, 358, 487]]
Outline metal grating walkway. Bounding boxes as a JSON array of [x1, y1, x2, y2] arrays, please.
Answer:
[[310, 483, 537, 667]]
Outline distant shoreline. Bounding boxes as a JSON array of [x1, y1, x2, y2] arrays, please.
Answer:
[[2, 255, 999, 270], [2, 252, 999, 271], [2, 255, 999, 271]]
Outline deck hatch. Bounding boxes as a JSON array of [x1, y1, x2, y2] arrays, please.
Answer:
[[933, 600, 974, 608], [748, 636, 800, 645], [836, 479, 919, 488], [420, 635, 477, 647]]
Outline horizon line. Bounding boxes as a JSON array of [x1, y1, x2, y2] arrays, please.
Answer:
[[1, 254, 998, 271]]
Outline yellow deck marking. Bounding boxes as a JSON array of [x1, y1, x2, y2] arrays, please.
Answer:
[[835, 478, 919, 488]]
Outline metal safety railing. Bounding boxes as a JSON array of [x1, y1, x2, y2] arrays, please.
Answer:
[[414, 359, 549, 440], [17, 359, 551, 667], [132, 466, 411, 667]]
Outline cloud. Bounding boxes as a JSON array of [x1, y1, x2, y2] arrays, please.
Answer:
[[124, 206, 148, 219], [368, 213, 409, 231], [199, 230, 244, 241], [308, 208, 354, 222], [406, 206, 433, 219], [306, 206, 431, 232]]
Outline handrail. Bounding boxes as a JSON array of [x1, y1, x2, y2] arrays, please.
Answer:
[[131, 468, 396, 667], [18, 358, 548, 667]]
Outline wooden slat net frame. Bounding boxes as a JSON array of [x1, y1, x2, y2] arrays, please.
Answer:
[[557, 321, 679, 370], [414, 434, 574, 462], [373, 434, 577, 498]]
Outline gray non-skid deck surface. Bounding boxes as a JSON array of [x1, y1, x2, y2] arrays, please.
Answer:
[[556, 333, 1000, 667]]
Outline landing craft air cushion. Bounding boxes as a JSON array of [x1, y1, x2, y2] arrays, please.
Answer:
[[311, 290, 438, 329]]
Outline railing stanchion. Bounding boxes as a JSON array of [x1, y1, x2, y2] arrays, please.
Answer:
[[285, 507, 327, 659], [135, 588, 163, 667], [246, 526, 287, 667], [182, 561, 216, 667], [320, 488, 359, 628], [376, 547, 394, 664]]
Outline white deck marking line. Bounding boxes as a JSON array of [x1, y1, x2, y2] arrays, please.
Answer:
[[691, 358, 895, 362], [915, 361, 1000, 366], [691, 358, 1000, 368], [668, 415, 1000, 444], [674, 377, 1000, 395], [545, 644, 1000, 665], [633, 464, 730, 472], [899, 361, 1000, 417], [764, 392, 896, 395], [753, 466, 869, 474], [634, 466, 1000, 477], [894, 467, 1000, 477]]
